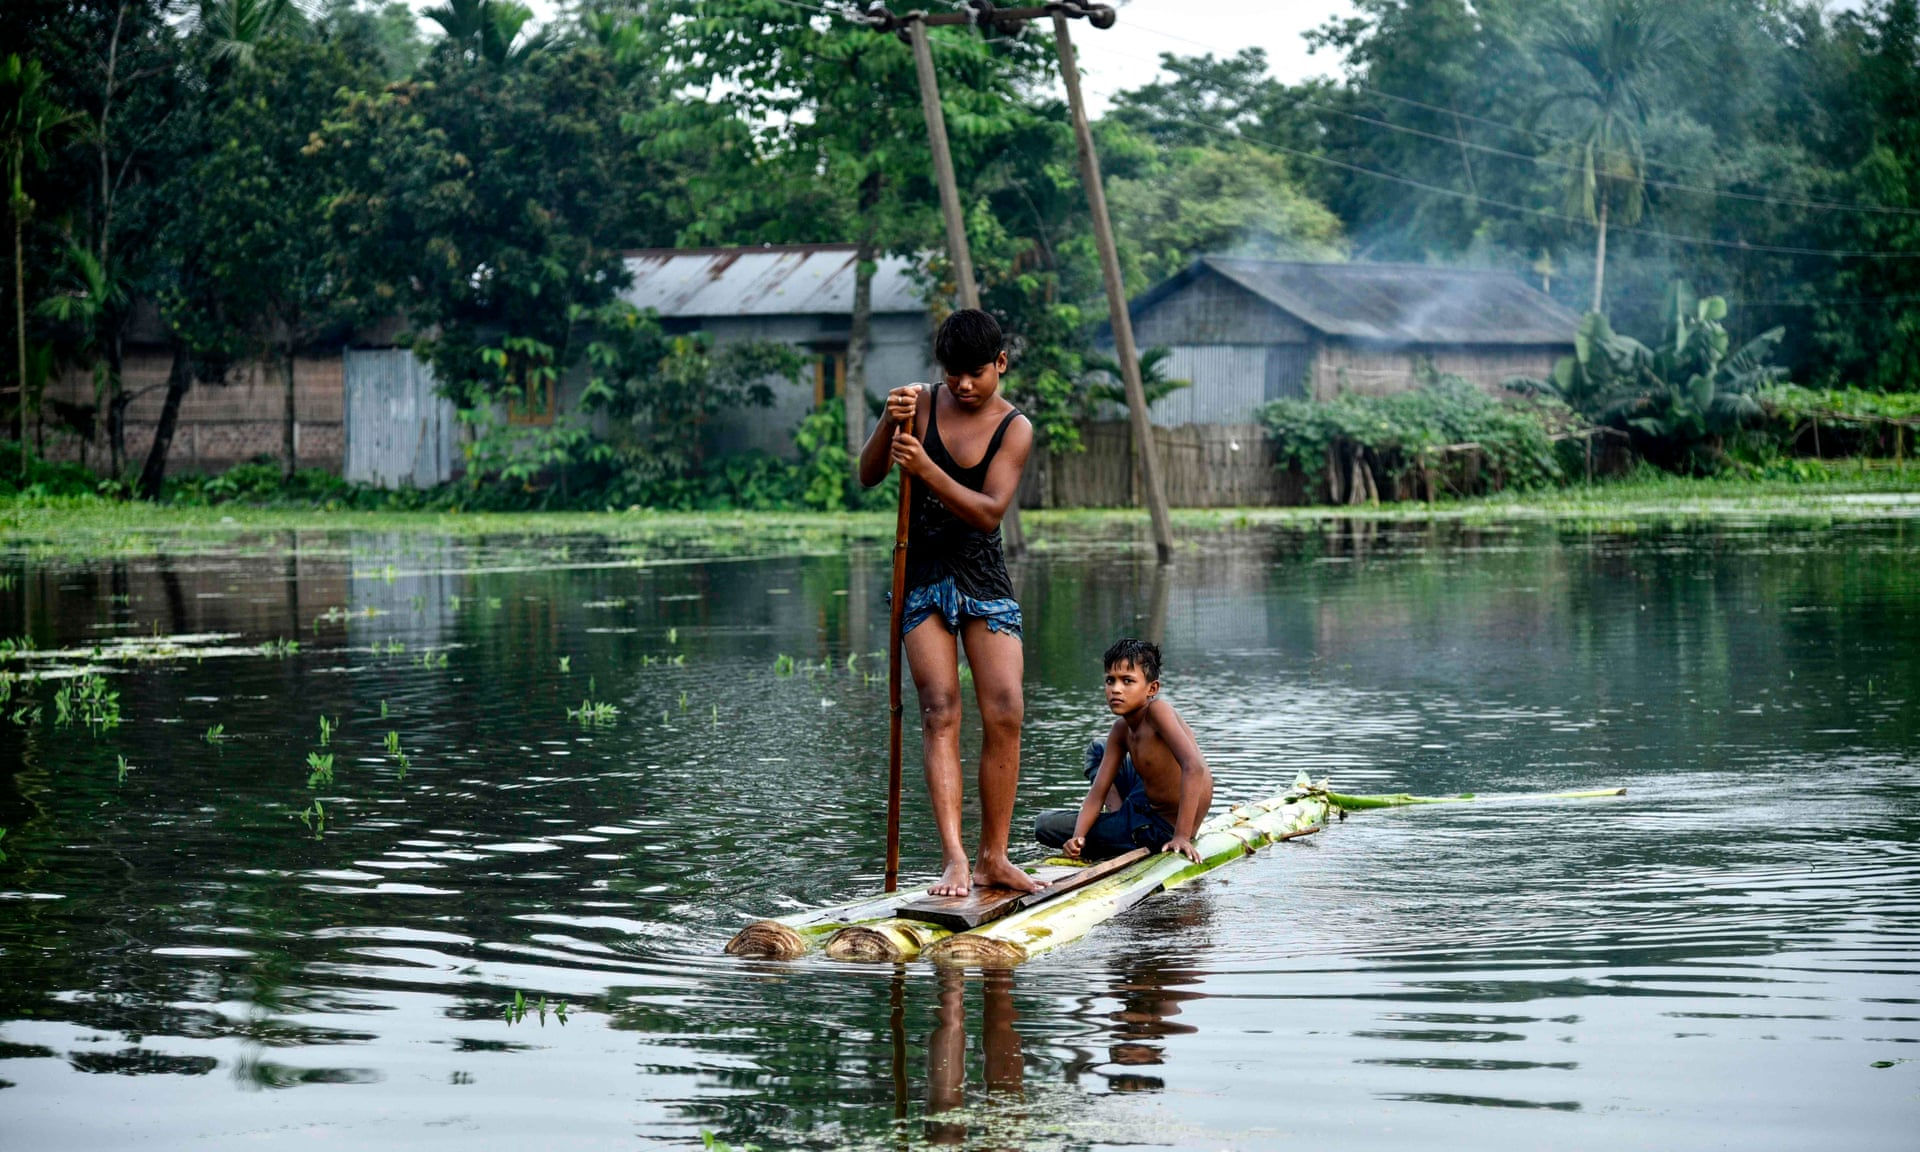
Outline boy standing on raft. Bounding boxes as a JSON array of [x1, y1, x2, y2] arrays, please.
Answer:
[[1035, 639, 1214, 863], [859, 309, 1043, 897]]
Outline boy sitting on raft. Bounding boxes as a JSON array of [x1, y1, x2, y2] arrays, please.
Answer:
[[1035, 639, 1214, 864], [858, 309, 1042, 897]]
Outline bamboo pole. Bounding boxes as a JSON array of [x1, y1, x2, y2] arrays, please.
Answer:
[[1323, 786, 1626, 810], [885, 457, 911, 893], [1053, 13, 1173, 564]]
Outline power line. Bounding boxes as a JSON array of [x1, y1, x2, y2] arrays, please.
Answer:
[[1114, 14, 1920, 218], [1083, 99, 1920, 260], [758, 1, 1920, 259], [1274, 93, 1920, 218]]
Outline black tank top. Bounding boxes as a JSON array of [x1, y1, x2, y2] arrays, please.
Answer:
[[905, 385, 1023, 601]]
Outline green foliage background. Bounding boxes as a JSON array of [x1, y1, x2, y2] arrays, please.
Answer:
[[0, 0, 1915, 507]]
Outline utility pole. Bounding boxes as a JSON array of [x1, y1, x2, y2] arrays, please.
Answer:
[[862, 2, 1170, 561], [1049, 9, 1173, 562], [897, 8, 1024, 554]]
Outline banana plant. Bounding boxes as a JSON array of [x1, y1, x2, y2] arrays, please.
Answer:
[[1518, 280, 1786, 468]]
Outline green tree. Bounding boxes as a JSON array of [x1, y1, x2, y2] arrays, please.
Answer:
[[1536, 0, 1682, 313], [1106, 142, 1345, 291], [1, 53, 74, 476], [422, 0, 549, 67], [1810, 0, 1920, 391], [320, 29, 656, 482]]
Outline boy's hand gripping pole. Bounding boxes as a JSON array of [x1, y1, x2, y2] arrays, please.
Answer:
[[884, 387, 920, 893]]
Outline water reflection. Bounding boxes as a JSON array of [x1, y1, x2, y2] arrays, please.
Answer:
[[0, 519, 1916, 1150], [923, 968, 1024, 1145]]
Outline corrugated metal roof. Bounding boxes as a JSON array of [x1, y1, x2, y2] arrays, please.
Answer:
[[1147, 257, 1580, 346], [619, 245, 926, 318]]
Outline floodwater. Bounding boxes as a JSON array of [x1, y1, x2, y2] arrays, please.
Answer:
[[1, 516, 1916, 1150]]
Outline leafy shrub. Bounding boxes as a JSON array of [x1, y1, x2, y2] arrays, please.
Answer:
[[1259, 373, 1568, 500], [1515, 282, 1786, 472]]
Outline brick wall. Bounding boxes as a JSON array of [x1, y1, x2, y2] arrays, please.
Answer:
[[42, 346, 347, 475]]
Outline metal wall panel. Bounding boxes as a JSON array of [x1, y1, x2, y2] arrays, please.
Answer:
[[1152, 344, 1274, 425], [343, 349, 457, 489]]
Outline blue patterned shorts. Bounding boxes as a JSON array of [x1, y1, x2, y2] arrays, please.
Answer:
[[897, 577, 1023, 638]]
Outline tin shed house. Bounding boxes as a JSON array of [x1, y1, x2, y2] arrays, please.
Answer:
[[1115, 257, 1581, 422], [620, 245, 934, 458]]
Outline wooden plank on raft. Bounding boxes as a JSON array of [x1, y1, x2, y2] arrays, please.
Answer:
[[895, 848, 1153, 931]]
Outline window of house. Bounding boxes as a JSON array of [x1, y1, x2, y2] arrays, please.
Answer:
[[814, 349, 847, 408], [506, 375, 556, 426]]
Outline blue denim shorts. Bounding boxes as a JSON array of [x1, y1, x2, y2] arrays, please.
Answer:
[[896, 577, 1023, 638]]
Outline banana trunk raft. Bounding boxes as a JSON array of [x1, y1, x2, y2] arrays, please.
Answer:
[[726, 775, 1623, 966]]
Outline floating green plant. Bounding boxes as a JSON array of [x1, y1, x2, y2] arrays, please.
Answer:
[[502, 991, 568, 1027], [666, 627, 678, 645], [711, 703, 718, 726], [0, 635, 37, 658], [116, 755, 133, 783], [294, 799, 325, 839], [678, 691, 688, 711], [306, 751, 335, 788], [0, 827, 7, 863], [10, 702, 43, 726], [318, 715, 337, 747], [448, 594, 463, 611], [260, 637, 300, 657], [379, 699, 389, 719], [384, 730, 411, 778], [49, 674, 121, 731], [558, 655, 571, 673], [204, 723, 226, 743], [700, 1131, 759, 1152], [486, 597, 502, 610], [567, 699, 618, 726], [774, 654, 796, 677]]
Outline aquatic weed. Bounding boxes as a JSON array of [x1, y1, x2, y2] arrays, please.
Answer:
[[116, 755, 133, 783], [558, 655, 571, 673], [260, 637, 300, 657], [384, 730, 411, 778], [203, 723, 225, 743], [293, 799, 325, 839], [318, 716, 336, 747], [502, 991, 569, 1027], [773, 654, 796, 677], [306, 751, 335, 788], [567, 699, 618, 726]]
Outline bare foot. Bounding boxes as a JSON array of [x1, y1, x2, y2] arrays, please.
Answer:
[[929, 858, 971, 897], [974, 853, 1046, 894]]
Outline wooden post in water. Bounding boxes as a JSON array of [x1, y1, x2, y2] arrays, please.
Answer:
[[1052, 13, 1173, 563]]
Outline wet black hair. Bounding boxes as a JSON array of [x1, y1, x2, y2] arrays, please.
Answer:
[[933, 308, 1004, 373], [1103, 637, 1162, 683]]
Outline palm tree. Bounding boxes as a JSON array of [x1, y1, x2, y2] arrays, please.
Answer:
[[2, 54, 76, 477], [197, 0, 307, 68], [1538, 0, 1681, 313], [423, 0, 549, 67]]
